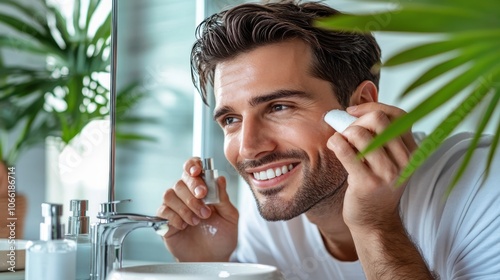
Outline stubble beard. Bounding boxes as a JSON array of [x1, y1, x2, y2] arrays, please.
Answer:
[[237, 149, 348, 221]]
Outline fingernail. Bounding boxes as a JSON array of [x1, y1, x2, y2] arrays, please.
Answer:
[[192, 217, 200, 225], [327, 133, 341, 150], [182, 222, 188, 229], [189, 166, 197, 175], [194, 186, 204, 198], [200, 207, 210, 219], [346, 106, 357, 112], [327, 139, 336, 151]]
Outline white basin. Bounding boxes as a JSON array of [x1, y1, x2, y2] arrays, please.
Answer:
[[0, 239, 29, 271], [107, 262, 284, 280]]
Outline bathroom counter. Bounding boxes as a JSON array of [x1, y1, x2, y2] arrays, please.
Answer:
[[0, 260, 164, 280]]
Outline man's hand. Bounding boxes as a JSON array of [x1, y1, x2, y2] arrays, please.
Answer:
[[327, 103, 416, 232], [156, 157, 239, 262], [327, 103, 434, 279]]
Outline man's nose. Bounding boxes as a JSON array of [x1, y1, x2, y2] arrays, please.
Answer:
[[239, 117, 275, 159]]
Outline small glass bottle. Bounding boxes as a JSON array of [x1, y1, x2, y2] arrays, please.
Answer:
[[202, 158, 220, 204], [66, 199, 92, 280], [26, 203, 77, 280]]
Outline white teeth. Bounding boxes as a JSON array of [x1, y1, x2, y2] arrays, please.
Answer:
[[266, 169, 275, 179], [253, 164, 294, 181], [275, 167, 282, 176], [282, 166, 288, 174]]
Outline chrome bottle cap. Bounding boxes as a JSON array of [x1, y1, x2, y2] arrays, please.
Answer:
[[40, 203, 64, 241], [68, 199, 89, 235], [202, 158, 214, 169]]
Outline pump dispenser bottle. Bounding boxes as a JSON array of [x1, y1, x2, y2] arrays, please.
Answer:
[[66, 199, 91, 280], [25, 203, 76, 280]]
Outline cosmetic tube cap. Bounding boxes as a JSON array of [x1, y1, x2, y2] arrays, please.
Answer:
[[324, 109, 358, 133], [68, 199, 89, 235], [202, 158, 214, 170], [40, 203, 64, 241]]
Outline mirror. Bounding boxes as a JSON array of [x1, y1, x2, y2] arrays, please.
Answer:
[[113, 0, 243, 262], [0, 0, 114, 243]]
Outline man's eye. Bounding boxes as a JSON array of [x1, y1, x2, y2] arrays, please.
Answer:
[[224, 116, 237, 126], [271, 104, 289, 112], [217, 116, 240, 128]]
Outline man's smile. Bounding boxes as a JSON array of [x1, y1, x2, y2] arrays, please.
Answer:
[[252, 163, 298, 181], [244, 162, 301, 191]]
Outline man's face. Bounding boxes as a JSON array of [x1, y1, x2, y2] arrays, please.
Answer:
[[213, 39, 348, 221]]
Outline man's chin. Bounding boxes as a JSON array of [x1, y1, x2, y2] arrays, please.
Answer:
[[251, 188, 290, 221], [253, 184, 286, 196], [257, 205, 305, 221], [253, 186, 336, 222], [256, 196, 305, 222]]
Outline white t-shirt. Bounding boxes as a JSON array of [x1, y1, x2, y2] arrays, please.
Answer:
[[231, 132, 500, 279]]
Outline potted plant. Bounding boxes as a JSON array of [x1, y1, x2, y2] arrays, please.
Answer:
[[0, 0, 150, 237], [317, 0, 499, 190]]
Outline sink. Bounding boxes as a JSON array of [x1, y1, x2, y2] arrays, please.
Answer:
[[107, 262, 284, 280]]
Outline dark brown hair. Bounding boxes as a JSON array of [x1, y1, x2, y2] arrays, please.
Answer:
[[191, 0, 381, 107]]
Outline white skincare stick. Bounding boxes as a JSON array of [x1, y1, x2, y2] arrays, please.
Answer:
[[324, 109, 358, 132]]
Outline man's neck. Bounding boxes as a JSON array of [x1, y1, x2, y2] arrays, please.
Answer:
[[305, 200, 358, 262]]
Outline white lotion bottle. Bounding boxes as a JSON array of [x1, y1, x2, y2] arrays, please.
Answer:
[[26, 203, 77, 280], [66, 199, 91, 280]]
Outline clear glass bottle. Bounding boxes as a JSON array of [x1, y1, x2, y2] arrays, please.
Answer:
[[66, 199, 91, 280], [26, 203, 77, 280]]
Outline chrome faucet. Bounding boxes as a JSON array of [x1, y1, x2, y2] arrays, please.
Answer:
[[90, 200, 169, 280]]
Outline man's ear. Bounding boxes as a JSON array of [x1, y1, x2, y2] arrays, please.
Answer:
[[349, 81, 378, 106]]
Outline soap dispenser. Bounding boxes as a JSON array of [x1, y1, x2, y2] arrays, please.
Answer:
[[25, 203, 77, 280], [66, 199, 91, 280]]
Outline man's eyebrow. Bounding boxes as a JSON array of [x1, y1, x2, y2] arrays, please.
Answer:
[[249, 89, 312, 107], [213, 106, 233, 121], [213, 90, 313, 121]]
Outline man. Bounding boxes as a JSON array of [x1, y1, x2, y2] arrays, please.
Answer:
[[156, 1, 500, 279]]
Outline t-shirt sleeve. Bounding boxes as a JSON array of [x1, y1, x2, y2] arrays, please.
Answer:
[[402, 133, 500, 279], [444, 153, 500, 279]]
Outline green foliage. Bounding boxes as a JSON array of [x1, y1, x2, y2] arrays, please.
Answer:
[[0, 0, 148, 165], [316, 0, 500, 189]]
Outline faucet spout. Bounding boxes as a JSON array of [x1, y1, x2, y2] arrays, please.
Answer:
[[90, 211, 168, 280]]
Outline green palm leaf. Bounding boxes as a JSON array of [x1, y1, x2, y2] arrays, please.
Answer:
[[483, 102, 500, 184], [0, 0, 148, 164], [398, 75, 497, 185], [0, 0, 51, 34], [316, 6, 496, 33], [400, 42, 499, 96], [384, 31, 500, 67], [363, 52, 500, 155], [0, 36, 60, 57], [316, 0, 500, 191], [446, 89, 500, 194]]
